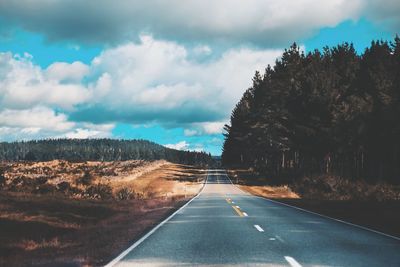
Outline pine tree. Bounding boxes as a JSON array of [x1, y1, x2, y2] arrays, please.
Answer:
[[222, 37, 400, 184]]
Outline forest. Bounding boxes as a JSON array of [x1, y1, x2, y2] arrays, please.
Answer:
[[0, 139, 212, 166], [222, 37, 400, 184]]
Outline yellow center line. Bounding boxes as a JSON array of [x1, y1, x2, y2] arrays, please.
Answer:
[[226, 198, 245, 217], [232, 205, 244, 217]]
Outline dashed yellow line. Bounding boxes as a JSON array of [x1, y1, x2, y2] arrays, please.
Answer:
[[226, 198, 245, 217], [232, 205, 244, 217]]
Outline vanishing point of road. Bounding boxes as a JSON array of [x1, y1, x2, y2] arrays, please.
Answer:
[[107, 170, 400, 267]]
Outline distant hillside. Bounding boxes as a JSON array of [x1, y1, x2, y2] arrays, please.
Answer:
[[0, 139, 212, 165]]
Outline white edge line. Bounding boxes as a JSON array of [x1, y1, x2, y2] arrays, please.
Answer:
[[224, 170, 400, 242], [254, 224, 264, 232], [104, 171, 210, 267], [223, 170, 251, 196], [285, 256, 302, 267]]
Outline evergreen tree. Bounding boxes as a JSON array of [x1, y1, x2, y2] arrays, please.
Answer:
[[0, 139, 212, 166], [222, 37, 400, 184]]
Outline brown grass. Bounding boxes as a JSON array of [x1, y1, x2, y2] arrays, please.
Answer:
[[240, 185, 299, 199], [0, 162, 206, 266], [16, 238, 62, 251], [1, 160, 168, 198], [227, 169, 299, 199], [110, 163, 207, 199]]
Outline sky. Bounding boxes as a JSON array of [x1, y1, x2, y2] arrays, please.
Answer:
[[0, 0, 398, 155]]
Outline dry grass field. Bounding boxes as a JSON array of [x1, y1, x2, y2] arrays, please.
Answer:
[[0, 161, 207, 266]]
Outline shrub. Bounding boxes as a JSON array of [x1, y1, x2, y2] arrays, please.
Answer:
[[116, 187, 134, 200], [57, 181, 71, 192], [36, 176, 48, 185], [86, 184, 113, 199], [77, 171, 93, 186], [57, 181, 83, 197], [35, 183, 57, 195], [0, 168, 5, 188], [9, 176, 36, 192]]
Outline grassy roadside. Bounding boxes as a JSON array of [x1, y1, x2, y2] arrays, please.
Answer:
[[227, 169, 400, 238], [0, 162, 207, 266]]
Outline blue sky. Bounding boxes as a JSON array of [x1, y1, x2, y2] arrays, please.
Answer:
[[0, 0, 398, 155]]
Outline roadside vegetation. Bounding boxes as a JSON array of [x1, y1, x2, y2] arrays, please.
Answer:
[[222, 37, 400, 184], [0, 160, 207, 266], [223, 36, 400, 238]]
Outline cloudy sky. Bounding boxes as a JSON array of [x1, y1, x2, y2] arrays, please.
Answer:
[[0, 0, 398, 155]]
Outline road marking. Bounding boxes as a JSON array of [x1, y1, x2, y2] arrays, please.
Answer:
[[227, 198, 248, 217], [224, 170, 400, 242], [232, 205, 244, 217], [285, 256, 302, 267], [265, 197, 400, 241], [254, 225, 264, 232], [275, 235, 285, 243], [105, 171, 210, 267]]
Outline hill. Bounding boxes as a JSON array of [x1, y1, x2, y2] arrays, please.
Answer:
[[0, 139, 212, 165]]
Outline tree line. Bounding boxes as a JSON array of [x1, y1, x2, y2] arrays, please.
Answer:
[[222, 37, 400, 183], [0, 139, 212, 166]]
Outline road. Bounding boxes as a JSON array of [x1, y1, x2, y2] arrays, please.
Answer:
[[108, 170, 400, 266]]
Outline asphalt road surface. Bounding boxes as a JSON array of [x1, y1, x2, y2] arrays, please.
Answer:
[[108, 170, 400, 267]]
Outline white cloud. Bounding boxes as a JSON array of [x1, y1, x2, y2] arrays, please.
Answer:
[[184, 129, 199, 137], [165, 141, 190, 150], [91, 72, 112, 98], [193, 45, 212, 56], [184, 121, 226, 136], [164, 140, 205, 152], [0, 0, 364, 46], [0, 36, 281, 140], [0, 106, 74, 132], [63, 123, 114, 139], [0, 52, 90, 110], [64, 128, 110, 139], [46, 61, 89, 83], [199, 122, 226, 135], [0, 106, 114, 141], [71, 35, 282, 125]]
